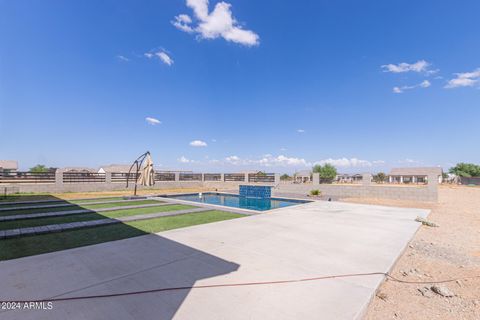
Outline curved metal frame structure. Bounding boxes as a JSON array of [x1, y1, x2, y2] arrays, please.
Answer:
[[126, 151, 151, 196]]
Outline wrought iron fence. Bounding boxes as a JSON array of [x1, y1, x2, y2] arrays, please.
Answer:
[[204, 173, 221, 181], [224, 173, 246, 182], [63, 172, 106, 183], [179, 173, 202, 181], [460, 176, 480, 185], [248, 173, 275, 183], [111, 172, 139, 183], [155, 172, 176, 181], [0, 171, 55, 184]]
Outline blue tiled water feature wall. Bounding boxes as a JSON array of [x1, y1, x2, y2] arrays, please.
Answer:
[[239, 185, 272, 198]]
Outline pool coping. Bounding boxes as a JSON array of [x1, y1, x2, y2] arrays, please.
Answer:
[[150, 191, 318, 215]]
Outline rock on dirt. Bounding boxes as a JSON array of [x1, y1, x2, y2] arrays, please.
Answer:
[[415, 216, 439, 227], [418, 287, 434, 298], [431, 285, 454, 297]]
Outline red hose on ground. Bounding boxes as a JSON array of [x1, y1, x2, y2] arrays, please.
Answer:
[[2, 272, 479, 304]]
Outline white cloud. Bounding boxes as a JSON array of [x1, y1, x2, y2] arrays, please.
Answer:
[[256, 155, 309, 167], [116, 55, 129, 62], [382, 60, 432, 73], [420, 80, 431, 88], [145, 117, 161, 125], [297, 129, 305, 133], [314, 158, 379, 168], [172, 0, 259, 46], [190, 140, 208, 147], [175, 153, 386, 170], [372, 160, 386, 166], [145, 50, 174, 66], [178, 156, 195, 163], [445, 68, 480, 88], [223, 154, 310, 167], [219, 155, 386, 169], [392, 80, 431, 94], [392, 86, 403, 94], [156, 51, 174, 66], [225, 155, 242, 165], [398, 158, 421, 165], [172, 14, 194, 33]]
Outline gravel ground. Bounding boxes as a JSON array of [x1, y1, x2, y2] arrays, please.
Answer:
[[342, 186, 480, 320]]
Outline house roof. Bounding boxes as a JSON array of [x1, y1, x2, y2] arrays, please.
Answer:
[[295, 170, 311, 177], [389, 167, 443, 176], [60, 167, 96, 173], [0, 160, 18, 170], [99, 164, 133, 173]]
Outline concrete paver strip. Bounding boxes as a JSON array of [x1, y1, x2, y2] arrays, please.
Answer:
[[0, 196, 152, 207], [0, 202, 75, 212], [0, 201, 428, 319], [0, 198, 158, 212], [0, 203, 172, 222]]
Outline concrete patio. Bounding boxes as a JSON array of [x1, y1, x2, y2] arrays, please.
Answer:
[[0, 200, 429, 320]]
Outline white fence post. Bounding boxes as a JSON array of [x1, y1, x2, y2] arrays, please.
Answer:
[[312, 173, 320, 185], [274, 173, 280, 185], [362, 173, 372, 186], [427, 174, 438, 190], [55, 169, 63, 186]]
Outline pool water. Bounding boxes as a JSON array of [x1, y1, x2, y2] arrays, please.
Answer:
[[161, 193, 310, 211]]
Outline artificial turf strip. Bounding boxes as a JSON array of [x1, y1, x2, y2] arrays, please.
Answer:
[[0, 210, 242, 260], [0, 205, 196, 231], [70, 197, 124, 204], [0, 200, 163, 217], [81, 200, 162, 210]]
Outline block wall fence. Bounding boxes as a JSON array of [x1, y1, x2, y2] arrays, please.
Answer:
[[274, 173, 438, 202], [1, 172, 438, 202]]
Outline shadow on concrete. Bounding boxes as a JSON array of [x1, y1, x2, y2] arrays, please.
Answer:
[[49, 235, 239, 319], [0, 195, 240, 319]]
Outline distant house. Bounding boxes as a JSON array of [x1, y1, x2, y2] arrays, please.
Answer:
[[336, 173, 363, 183], [61, 167, 96, 173], [0, 160, 18, 175], [294, 170, 312, 183], [388, 167, 443, 184], [98, 165, 133, 174]]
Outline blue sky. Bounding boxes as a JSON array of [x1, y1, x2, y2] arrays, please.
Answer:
[[1, 0, 479, 173]]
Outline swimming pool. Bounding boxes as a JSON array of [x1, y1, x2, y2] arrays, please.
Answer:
[[160, 193, 310, 211]]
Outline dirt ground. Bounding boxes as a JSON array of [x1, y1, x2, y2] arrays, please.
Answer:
[[343, 186, 480, 320]]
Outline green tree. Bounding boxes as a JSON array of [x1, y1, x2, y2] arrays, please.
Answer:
[[449, 163, 480, 177], [373, 172, 386, 183], [29, 164, 49, 173], [280, 173, 291, 181], [312, 164, 337, 183]]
